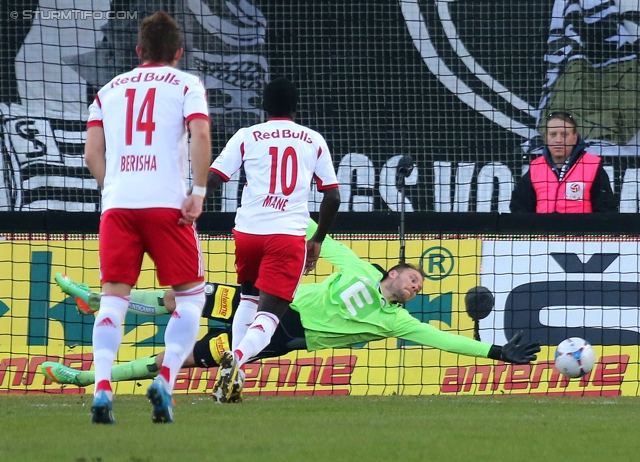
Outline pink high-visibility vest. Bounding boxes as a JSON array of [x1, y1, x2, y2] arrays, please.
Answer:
[[530, 153, 601, 213]]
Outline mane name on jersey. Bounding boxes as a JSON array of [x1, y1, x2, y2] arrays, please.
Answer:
[[120, 155, 157, 172], [252, 129, 312, 143], [262, 195, 289, 211], [111, 72, 180, 88]]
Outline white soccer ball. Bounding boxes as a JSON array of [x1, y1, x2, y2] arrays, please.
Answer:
[[554, 337, 596, 378]]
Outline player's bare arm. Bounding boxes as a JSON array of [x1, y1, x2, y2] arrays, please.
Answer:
[[179, 117, 211, 225], [84, 126, 107, 188], [305, 187, 340, 274], [205, 169, 227, 195]]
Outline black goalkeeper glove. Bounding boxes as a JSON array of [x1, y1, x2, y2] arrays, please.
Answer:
[[487, 330, 540, 364]]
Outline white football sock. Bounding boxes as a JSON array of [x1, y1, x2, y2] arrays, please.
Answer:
[[235, 311, 279, 367], [232, 295, 259, 350], [92, 294, 129, 392], [162, 283, 205, 393]]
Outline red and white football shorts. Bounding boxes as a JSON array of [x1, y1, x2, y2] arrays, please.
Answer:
[[233, 230, 306, 302], [99, 208, 204, 287]]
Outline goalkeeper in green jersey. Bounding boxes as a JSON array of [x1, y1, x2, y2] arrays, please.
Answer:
[[42, 221, 540, 401]]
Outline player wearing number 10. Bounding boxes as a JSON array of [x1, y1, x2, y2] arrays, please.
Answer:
[[206, 77, 341, 402], [84, 12, 211, 424]]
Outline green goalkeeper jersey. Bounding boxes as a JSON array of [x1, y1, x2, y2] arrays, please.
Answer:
[[291, 221, 492, 358]]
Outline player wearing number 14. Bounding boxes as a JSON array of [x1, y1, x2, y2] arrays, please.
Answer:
[[84, 12, 211, 423], [207, 77, 340, 402]]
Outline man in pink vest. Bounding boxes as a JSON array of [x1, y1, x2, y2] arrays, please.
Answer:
[[510, 112, 617, 213]]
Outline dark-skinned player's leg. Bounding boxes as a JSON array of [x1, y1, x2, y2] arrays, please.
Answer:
[[213, 291, 290, 403], [213, 231, 305, 402]]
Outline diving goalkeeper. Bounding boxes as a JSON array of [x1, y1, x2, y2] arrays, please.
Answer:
[[42, 221, 540, 401]]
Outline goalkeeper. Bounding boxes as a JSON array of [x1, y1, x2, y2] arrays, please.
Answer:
[[42, 221, 540, 400]]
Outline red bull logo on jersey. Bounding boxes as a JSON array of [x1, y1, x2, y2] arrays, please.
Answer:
[[111, 72, 180, 88], [120, 155, 157, 172], [252, 128, 313, 143]]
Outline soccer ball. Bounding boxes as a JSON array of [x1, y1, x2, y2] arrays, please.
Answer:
[[554, 337, 596, 378]]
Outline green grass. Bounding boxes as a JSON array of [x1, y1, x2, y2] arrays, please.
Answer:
[[1, 394, 639, 462]]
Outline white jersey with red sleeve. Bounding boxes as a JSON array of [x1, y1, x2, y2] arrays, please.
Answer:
[[210, 118, 338, 235], [87, 64, 209, 212]]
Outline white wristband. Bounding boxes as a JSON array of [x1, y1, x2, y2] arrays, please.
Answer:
[[191, 185, 206, 197]]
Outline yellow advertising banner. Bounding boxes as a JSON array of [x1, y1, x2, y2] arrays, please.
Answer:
[[2, 235, 636, 396]]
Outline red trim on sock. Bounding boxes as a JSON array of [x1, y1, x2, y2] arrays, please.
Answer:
[[96, 380, 112, 392], [102, 294, 130, 302], [234, 350, 244, 361], [173, 282, 205, 297], [256, 312, 280, 329], [240, 364, 246, 372], [160, 366, 170, 382]]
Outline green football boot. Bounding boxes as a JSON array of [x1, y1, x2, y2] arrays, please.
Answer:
[[55, 273, 101, 315], [41, 361, 90, 386]]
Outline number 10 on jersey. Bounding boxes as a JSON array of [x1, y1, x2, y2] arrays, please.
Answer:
[[268, 146, 299, 195]]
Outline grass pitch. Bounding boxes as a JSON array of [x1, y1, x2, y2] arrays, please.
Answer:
[[0, 394, 638, 462]]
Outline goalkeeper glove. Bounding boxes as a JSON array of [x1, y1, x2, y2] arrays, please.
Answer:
[[487, 330, 540, 364]]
